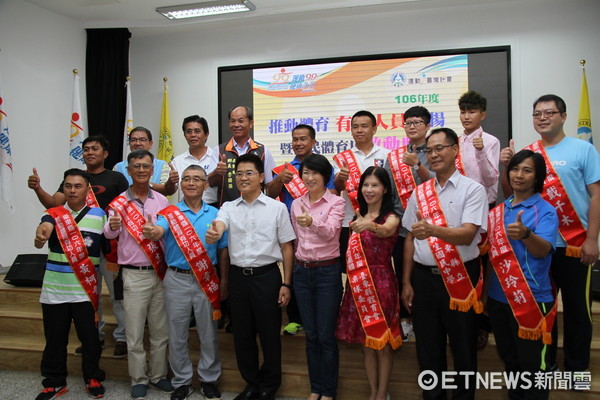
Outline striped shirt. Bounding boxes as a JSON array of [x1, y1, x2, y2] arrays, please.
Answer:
[[39, 205, 106, 304]]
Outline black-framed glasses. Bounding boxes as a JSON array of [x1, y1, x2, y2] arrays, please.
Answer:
[[184, 129, 203, 135], [424, 145, 453, 154], [129, 138, 149, 143], [405, 121, 425, 127], [532, 110, 562, 119]]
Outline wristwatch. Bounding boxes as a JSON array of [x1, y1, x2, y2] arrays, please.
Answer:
[[281, 283, 293, 289], [413, 161, 421, 171], [523, 227, 531, 239]]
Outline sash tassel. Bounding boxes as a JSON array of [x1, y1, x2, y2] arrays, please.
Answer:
[[449, 288, 483, 314], [366, 328, 403, 351], [566, 245, 582, 258], [213, 309, 222, 321]]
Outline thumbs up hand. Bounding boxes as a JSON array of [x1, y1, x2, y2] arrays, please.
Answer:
[[500, 139, 515, 167], [507, 210, 529, 240], [167, 163, 179, 185], [142, 213, 156, 239], [28, 168, 41, 191], [215, 154, 228, 176], [402, 150, 419, 167], [279, 162, 294, 184], [411, 210, 434, 240], [206, 220, 222, 244], [473, 130, 484, 151], [109, 215, 122, 231], [337, 160, 350, 183], [34, 222, 52, 248], [295, 205, 313, 228], [349, 209, 372, 233]]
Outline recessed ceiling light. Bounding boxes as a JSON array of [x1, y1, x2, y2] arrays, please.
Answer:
[[157, 0, 256, 20]]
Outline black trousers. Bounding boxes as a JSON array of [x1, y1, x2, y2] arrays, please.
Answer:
[[41, 302, 104, 387], [488, 297, 553, 400], [412, 259, 479, 400], [229, 264, 282, 394], [338, 227, 350, 273], [548, 248, 593, 371]]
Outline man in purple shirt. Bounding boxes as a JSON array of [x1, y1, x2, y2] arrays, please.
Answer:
[[104, 149, 173, 400]]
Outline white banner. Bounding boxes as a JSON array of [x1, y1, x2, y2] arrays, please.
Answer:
[[0, 68, 15, 214], [70, 73, 86, 168]]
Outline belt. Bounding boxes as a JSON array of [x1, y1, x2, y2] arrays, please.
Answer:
[[416, 263, 440, 275], [295, 258, 339, 268], [168, 266, 192, 274], [231, 263, 277, 276], [121, 264, 153, 271]]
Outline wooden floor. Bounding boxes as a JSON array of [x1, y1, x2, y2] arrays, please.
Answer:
[[0, 280, 598, 399]]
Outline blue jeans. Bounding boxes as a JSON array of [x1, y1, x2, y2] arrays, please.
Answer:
[[293, 262, 343, 397]]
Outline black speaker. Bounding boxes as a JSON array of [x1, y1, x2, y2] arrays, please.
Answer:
[[592, 260, 600, 300], [3, 254, 47, 287]]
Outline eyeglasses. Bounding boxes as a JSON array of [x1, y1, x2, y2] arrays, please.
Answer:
[[184, 129, 203, 135], [405, 121, 425, 127], [532, 110, 562, 119], [130, 163, 152, 170], [424, 145, 454, 154], [181, 176, 207, 183], [235, 170, 259, 178], [129, 138, 149, 143]]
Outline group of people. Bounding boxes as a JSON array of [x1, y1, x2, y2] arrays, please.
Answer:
[[27, 92, 599, 400]]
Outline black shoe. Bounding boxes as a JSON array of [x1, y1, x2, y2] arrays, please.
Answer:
[[170, 385, 193, 400], [35, 386, 68, 400], [233, 388, 258, 400], [85, 379, 105, 399], [200, 382, 222, 400], [256, 392, 275, 400]]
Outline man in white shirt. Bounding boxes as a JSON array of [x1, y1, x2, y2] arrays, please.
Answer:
[[172, 115, 219, 205], [333, 110, 390, 271], [206, 153, 296, 400]]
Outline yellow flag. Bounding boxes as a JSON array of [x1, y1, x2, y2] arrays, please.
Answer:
[[158, 80, 174, 161], [577, 67, 592, 143]]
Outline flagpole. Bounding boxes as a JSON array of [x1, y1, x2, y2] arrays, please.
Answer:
[[577, 59, 593, 144], [122, 76, 133, 159]]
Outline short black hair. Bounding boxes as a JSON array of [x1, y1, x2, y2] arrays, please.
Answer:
[[82, 135, 109, 151], [63, 168, 91, 185], [182, 115, 209, 134], [404, 106, 431, 125], [351, 110, 376, 127], [427, 127, 459, 146], [228, 106, 253, 121], [127, 149, 154, 164], [299, 154, 332, 183], [533, 94, 566, 114], [506, 149, 547, 194], [130, 126, 152, 141], [458, 90, 487, 112], [235, 153, 263, 174], [292, 124, 316, 140]]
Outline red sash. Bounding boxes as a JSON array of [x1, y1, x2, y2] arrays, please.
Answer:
[[46, 206, 99, 312], [334, 150, 361, 211], [524, 140, 587, 258], [488, 205, 557, 343], [455, 150, 466, 176], [85, 186, 119, 268], [415, 179, 483, 313], [158, 205, 222, 320], [387, 147, 417, 209], [108, 196, 167, 280], [345, 231, 402, 350], [272, 163, 307, 200], [85, 188, 100, 208]]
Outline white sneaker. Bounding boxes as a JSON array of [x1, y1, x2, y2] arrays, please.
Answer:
[[401, 320, 414, 341]]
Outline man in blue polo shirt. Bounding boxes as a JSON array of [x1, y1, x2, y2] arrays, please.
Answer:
[[143, 165, 228, 400]]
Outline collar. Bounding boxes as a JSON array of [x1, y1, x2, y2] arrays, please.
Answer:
[[461, 127, 483, 141], [235, 192, 268, 207], [300, 189, 333, 207], [64, 203, 86, 215], [504, 193, 542, 209], [177, 199, 207, 215], [351, 145, 380, 158], [126, 186, 154, 202], [183, 146, 213, 161], [225, 137, 258, 153], [435, 169, 462, 190]]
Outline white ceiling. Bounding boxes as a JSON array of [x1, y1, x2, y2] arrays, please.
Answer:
[[23, 0, 513, 35]]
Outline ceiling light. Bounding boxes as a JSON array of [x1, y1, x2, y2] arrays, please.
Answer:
[[157, 0, 256, 20]]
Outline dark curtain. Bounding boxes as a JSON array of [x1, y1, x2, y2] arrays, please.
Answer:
[[86, 28, 131, 169]]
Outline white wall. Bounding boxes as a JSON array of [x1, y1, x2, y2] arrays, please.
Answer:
[[0, 0, 86, 265], [128, 0, 599, 156], [0, 0, 598, 266]]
